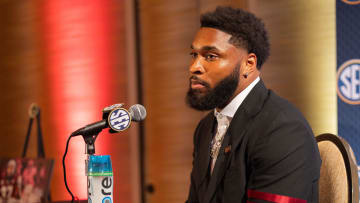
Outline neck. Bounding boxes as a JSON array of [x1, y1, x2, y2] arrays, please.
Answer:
[[216, 73, 260, 112]]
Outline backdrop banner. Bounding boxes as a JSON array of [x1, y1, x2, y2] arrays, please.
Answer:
[[336, 0, 360, 191]]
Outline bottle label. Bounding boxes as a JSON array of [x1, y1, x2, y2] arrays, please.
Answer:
[[88, 176, 113, 203]]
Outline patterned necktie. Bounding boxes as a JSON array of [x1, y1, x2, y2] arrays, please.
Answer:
[[210, 112, 230, 174]]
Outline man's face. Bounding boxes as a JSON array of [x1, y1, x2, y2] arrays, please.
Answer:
[[186, 27, 248, 110]]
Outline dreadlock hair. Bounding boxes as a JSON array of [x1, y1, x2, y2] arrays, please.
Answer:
[[200, 6, 270, 69]]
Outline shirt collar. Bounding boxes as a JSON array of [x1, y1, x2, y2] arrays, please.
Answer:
[[215, 76, 260, 118]]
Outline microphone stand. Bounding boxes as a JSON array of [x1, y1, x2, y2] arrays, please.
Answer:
[[65, 104, 140, 201], [81, 131, 101, 201], [83, 134, 99, 155]]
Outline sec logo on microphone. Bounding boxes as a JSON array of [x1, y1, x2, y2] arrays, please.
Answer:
[[108, 108, 131, 132], [337, 59, 360, 105]]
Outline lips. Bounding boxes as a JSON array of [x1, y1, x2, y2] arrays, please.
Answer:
[[190, 77, 208, 90], [191, 82, 205, 89]]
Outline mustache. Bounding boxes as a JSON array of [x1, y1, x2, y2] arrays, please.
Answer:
[[189, 76, 210, 88]]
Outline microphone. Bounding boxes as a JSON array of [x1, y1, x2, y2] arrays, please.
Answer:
[[128, 104, 147, 122], [72, 104, 146, 136], [102, 103, 124, 120]]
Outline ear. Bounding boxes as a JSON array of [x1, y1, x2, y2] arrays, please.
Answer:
[[245, 53, 257, 73], [241, 53, 258, 79]]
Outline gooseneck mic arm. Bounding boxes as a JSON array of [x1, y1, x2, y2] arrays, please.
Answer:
[[71, 120, 107, 155], [71, 120, 107, 137]]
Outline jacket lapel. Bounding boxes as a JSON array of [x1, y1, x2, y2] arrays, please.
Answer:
[[203, 129, 232, 203], [230, 80, 269, 151], [203, 80, 270, 203], [197, 113, 216, 189]]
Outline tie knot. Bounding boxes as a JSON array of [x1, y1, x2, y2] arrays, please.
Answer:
[[215, 112, 229, 126]]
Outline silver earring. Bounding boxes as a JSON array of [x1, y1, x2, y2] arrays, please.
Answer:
[[243, 73, 248, 78]]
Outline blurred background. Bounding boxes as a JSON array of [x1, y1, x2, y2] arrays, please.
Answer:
[[0, 0, 337, 202]]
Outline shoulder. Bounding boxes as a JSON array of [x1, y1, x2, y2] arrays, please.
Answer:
[[250, 90, 319, 163], [265, 90, 312, 133]]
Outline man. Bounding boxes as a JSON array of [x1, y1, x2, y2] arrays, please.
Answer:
[[0, 159, 21, 202], [186, 7, 321, 203]]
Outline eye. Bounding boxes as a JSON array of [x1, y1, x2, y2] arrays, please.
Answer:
[[190, 52, 198, 59], [205, 54, 218, 61]]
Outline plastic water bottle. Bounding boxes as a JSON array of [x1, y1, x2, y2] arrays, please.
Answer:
[[87, 155, 113, 203]]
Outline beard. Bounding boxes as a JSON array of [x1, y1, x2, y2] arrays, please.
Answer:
[[186, 64, 240, 111]]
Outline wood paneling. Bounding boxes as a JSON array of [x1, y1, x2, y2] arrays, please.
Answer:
[[0, 0, 134, 201], [249, 0, 337, 135], [139, 1, 246, 202], [139, 1, 201, 202], [124, 0, 142, 202], [0, 0, 43, 158], [199, 0, 247, 13], [39, 0, 132, 200]]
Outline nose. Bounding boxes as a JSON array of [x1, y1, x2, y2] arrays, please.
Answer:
[[189, 57, 205, 75]]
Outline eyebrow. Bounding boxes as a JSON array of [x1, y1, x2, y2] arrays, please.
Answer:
[[190, 45, 220, 52]]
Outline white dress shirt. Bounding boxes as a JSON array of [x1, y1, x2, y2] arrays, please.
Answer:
[[210, 77, 260, 173], [217, 76, 260, 118]]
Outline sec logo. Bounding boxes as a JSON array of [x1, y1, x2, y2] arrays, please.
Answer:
[[102, 197, 112, 203], [337, 59, 360, 104], [108, 108, 131, 131], [342, 0, 360, 4]]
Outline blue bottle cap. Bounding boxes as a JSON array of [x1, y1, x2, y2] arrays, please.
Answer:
[[88, 155, 113, 176]]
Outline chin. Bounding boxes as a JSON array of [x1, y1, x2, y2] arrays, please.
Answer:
[[191, 87, 209, 94]]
